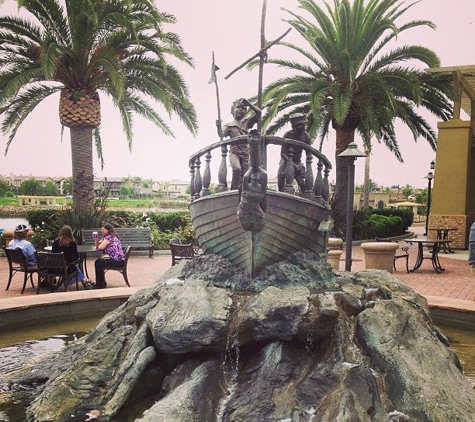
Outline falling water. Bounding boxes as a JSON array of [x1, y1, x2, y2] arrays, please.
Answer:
[[216, 293, 249, 421]]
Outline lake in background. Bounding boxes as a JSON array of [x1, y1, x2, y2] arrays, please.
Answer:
[[0, 218, 29, 232]]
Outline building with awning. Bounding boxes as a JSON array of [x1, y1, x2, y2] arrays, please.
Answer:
[[424, 65, 475, 248], [394, 201, 425, 209]]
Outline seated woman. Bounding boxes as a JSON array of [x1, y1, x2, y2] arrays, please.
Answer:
[[52, 225, 88, 289], [7, 224, 36, 266], [93, 223, 125, 289]]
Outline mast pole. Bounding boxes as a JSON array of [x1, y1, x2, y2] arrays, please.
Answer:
[[257, 0, 267, 133]]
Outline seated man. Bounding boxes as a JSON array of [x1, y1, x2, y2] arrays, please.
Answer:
[[7, 224, 36, 266], [278, 113, 311, 195]]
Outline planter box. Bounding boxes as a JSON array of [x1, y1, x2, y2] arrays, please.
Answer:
[[361, 242, 399, 273]]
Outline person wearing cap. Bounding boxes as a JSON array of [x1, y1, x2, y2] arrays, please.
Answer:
[[7, 224, 37, 266], [277, 113, 312, 195]]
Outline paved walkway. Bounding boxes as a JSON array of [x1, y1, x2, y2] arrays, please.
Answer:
[[1, 225, 474, 314]]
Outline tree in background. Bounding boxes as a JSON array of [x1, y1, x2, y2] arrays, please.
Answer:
[[120, 185, 135, 197], [402, 184, 414, 198], [0, 179, 13, 196], [416, 188, 428, 204], [260, 0, 452, 230], [0, 0, 197, 212], [18, 177, 42, 196], [62, 177, 73, 195], [363, 145, 371, 208], [43, 180, 60, 196]]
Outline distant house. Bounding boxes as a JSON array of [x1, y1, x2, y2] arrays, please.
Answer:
[[4, 173, 67, 193], [94, 177, 123, 197], [1, 173, 191, 199], [161, 180, 189, 199], [354, 192, 391, 210]]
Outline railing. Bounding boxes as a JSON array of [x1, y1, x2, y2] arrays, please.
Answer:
[[188, 134, 332, 205]]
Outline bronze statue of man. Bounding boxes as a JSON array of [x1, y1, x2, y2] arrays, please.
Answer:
[[277, 113, 311, 195], [217, 98, 262, 190]]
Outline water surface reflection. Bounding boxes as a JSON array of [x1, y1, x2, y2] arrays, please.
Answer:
[[0, 318, 473, 421]]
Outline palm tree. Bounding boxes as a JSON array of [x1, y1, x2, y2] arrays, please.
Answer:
[[61, 177, 73, 195], [0, 0, 197, 212], [19, 177, 42, 196], [363, 144, 371, 208], [261, 0, 452, 226]]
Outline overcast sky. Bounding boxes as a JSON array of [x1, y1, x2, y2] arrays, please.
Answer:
[[0, 0, 474, 189]]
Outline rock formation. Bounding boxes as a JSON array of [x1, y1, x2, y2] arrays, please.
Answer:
[[1, 252, 474, 421]]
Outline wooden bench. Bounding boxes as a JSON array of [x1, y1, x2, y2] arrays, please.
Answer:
[[82, 228, 154, 258]]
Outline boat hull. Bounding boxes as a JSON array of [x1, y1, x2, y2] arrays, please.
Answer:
[[189, 190, 330, 275]]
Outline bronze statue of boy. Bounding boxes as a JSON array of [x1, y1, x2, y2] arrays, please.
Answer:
[[217, 98, 262, 190]]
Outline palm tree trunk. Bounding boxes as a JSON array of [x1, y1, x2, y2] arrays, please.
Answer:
[[70, 126, 95, 212], [363, 145, 371, 208], [333, 127, 356, 234]]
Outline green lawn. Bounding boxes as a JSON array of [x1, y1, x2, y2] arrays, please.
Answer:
[[105, 198, 188, 209], [0, 196, 187, 209], [0, 197, 18, 206]]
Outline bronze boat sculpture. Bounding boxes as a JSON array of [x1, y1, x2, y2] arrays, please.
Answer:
[[188, 131, 333, 276]]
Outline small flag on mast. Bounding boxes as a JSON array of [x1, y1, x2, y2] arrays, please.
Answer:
[[208, 51, 220, 84]]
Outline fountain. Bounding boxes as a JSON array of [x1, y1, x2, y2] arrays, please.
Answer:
[[0, 252, 474, 422]]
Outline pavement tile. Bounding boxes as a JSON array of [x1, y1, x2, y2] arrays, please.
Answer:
[[1, 225, 474, 313]]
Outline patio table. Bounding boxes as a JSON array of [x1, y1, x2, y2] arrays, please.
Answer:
[[428, 227, 457, 253], [405, 238, 452, 273]]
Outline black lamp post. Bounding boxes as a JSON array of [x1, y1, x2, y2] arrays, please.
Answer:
[[338, 142, 366, 271], [424, 166, 435, 236]]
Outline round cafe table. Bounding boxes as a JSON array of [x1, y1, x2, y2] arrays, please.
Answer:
[[427, 227, 457, 253], [405, 238, 451, 273]]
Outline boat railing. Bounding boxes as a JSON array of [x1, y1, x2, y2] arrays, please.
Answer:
[[188, 134, 332, 205]]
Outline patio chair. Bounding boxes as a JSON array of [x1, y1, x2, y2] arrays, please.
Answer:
[[375, 237, 410, 273], [169, 238, 195, 266], [103, 245, 132, 287], [3, 246, 38, 294], [35, 251, 79, 294]]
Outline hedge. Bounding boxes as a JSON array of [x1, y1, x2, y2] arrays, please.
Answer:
[[24, 208, 194, 250]]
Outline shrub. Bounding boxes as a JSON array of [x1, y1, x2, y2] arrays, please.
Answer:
[[368, 214, 404, 238], [368, 208, 413, 231], [352, 208, 377, 240], [25, 208, 194, 249], [26, 207, 105, 247]]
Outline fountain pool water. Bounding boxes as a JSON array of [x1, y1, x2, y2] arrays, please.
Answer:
[[0, 314, 473, 422], [0, 316, 103, 422], [437, 322, 475, 381]]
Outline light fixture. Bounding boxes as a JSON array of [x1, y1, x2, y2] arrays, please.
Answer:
[[338, 142, 366, 271], [424, 171, 434, 236]]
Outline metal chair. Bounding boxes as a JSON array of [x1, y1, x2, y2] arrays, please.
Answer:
[[375, 237, 410, 273], [35, 251, 79, 294], [103, 245, 132, 287], [169, 239, 195, 266], [3, 246, 38, 294]]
